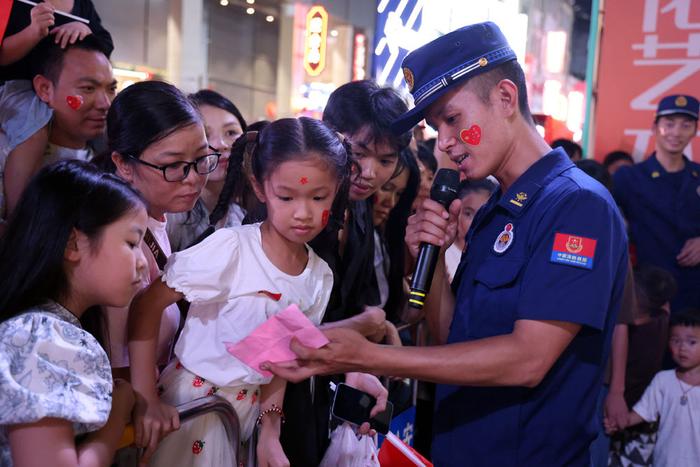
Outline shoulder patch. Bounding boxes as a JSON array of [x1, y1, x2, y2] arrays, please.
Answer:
[[550, 232, 597, 270]]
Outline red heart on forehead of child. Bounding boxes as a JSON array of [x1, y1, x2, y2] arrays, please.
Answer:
[[66, 95, 84, 110], [460, 125, 481, 145]]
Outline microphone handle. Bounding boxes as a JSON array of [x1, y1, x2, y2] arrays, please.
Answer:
[[408, 243, 440, 309]]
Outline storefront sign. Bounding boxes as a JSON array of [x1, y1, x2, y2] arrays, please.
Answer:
[[303, 5, 328, 77], [353, 31, 367, 80], [595, 0, 700, 161]]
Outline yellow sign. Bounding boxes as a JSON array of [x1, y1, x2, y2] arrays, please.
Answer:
[[303, 6, 328, 77]]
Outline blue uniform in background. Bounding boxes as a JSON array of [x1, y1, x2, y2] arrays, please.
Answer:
[[433, 149, 629, 467], [613, 153, 700, 312]]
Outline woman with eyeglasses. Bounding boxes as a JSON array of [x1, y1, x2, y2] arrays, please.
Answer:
[[166, 90, 248, 252], [92, 81, 220, 442]]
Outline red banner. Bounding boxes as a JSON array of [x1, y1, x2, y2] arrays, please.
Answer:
[[594, 0, 700, 161]]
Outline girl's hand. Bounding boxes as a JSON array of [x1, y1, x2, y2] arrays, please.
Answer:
[[29, 2, 56, 39], [49, 21, 92, 48], [132, 394, 180, 465], [256, 429, 290, 467]]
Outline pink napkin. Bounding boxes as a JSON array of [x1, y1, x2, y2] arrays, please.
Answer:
[[224, 304, 329, 377]]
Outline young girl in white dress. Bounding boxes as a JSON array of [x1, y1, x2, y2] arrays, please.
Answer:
[[128, 117, 352, 466], [0, 160, 148, 466]]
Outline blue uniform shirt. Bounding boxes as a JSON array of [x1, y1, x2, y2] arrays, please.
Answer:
[[433, 148, 628, 467], [613, 153, 700, 311]]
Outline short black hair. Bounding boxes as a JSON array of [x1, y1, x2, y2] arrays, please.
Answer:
[[603, 150, 634, 168], [457, 178, 498, 199], [670, 308, 700, 328], [552, 138, 583, 159], [32, 35, 110, 84], [576, 159, 612, 191], [468, 59, 533, 125], [417, 142, 438, 175], [323, 80, 411, 152]]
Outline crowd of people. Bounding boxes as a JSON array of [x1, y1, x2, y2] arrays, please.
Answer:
[[0, 2, 698, 467]]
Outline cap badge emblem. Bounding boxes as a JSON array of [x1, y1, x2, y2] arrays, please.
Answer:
[[675, 96, 688, 107], [403, 67, 415, 92]]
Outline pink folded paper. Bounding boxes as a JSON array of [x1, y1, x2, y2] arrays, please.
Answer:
[[224, 304, 329, 377]]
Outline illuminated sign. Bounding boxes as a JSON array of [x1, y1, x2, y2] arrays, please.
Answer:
[[353, 32, 367, 80], [304, 6, 328, 77]]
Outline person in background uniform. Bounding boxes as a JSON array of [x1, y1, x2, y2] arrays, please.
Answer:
[[613, 94, 700, 312], [265, 22, 629, 467]]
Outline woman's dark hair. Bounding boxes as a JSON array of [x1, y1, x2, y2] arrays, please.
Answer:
[[634, 265, 677, 318], [322, 80, 411, 153], [576, 159, 613, 191], [202, 117, 352, 240], [417, 142, 438, 175], [603, 150, 634, 169], [383, 149, 421, 322], [189, 89, 248, 132], [93, 80, 203, 172], [0, 160, 146, 346]]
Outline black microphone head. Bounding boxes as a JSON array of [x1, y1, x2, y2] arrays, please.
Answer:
[[430, 168, 460, 207]]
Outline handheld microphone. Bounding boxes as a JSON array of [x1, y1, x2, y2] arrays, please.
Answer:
[[408, 168, 460, 309]]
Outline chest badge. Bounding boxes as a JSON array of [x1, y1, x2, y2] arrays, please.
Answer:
[[651, 171, 660, 178], [493, 223, 514, 254]]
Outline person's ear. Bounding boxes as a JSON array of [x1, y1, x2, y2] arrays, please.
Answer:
[[33, 74, 54, 104], [494, 79, 518, 118], [112, 152, 134, 182], [250, 176, 266, 203], [64, 229, 86, 262]]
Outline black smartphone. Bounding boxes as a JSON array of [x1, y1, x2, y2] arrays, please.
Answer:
[[330, 383, 394, 435]]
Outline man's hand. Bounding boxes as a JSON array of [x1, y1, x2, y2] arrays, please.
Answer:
[[50, 21, 92, 48], [29, 2, 56, 39], [405, 197, 461, 259], [677, 237, 700, 267], [261, 328, 376, 382], [345, 372, 388, 435]]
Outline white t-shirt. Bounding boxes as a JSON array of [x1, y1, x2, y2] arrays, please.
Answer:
[[444, 243, 463, 284], [163, 223, 333, 387], [107, 217, 181, 368], [373, 229, 389, 308], [633, 369, 700, 467]]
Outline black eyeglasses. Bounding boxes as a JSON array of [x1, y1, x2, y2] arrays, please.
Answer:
[[126, 150, 221, 182]]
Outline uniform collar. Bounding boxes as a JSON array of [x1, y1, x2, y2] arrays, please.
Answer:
[[496, 147, 574, 217], [644, 153, 700, 179]]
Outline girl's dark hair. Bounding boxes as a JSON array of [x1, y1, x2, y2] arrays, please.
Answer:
[[0, 160, 146, 346], [202, 118, 352, 242], [189, 89, 248, 132], [383, 149, 421, 322], [93, 80, 203, 172], [322, 80, 411, 153]]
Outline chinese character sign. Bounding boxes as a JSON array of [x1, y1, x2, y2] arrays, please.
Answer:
[[595, 0, 700, 161]]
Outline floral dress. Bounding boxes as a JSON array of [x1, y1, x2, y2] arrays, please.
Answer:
[[0, 302, 112, 466]]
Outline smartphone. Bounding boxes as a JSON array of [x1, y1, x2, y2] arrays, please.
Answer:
[[330, 383, 394, 435]]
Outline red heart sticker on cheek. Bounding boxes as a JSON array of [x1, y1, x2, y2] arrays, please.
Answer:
[[460, 125, 482, 145], [66, 95, 84, 110], [322, 209, 330, 227]]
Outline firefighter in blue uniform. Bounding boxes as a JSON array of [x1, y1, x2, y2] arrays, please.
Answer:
[[264, 22, 629, 467], [613, 94, 700, 312]]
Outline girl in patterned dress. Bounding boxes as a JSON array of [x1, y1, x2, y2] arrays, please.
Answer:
[[0, 160, 148, 466], [128, 117, 352, 466]]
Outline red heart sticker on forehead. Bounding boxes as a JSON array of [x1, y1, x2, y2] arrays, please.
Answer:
[[460, 125, 482, 145], [66, 95, 84, 110]]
